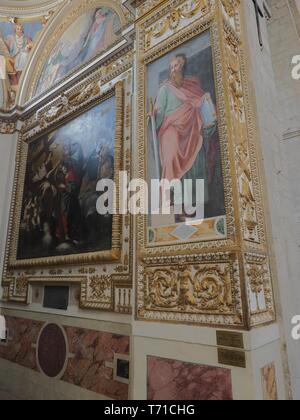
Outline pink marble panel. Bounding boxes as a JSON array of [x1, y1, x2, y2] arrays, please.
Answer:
[[0, 316, 43, 370], [0, 316, 130, 400], [147, 356, 233, 400], [63, 326, 130, 400]]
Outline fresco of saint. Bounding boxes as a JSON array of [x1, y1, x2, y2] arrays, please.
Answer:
[[6, 23, 33, 77], [147, 32, 225, 231], [78, 8, 117, 62], [152, 54, 206, 182], [0, 20, 42, 105], [36, 7, 120, 95]]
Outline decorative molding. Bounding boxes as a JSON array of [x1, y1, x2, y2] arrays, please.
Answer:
[[138, 255, 243, 327], [0, 120, 16, 134], [80, 275, 113, 311], [2, 56, 133, 314], [5, 83, 124, 269], [244, 253, 275, 326], [144, 0, 211, 49], [20, 50, 133, 136], [3, 272, 133, 316], [7, 274, 29, 303], [22, 0, 130, 104], [135, 0, 275, 329], [0, 0, 64, 16]]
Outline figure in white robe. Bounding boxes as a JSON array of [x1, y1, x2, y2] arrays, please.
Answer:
[[5, 23, 33, 83]]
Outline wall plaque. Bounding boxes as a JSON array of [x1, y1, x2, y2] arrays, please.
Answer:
[[218, 348, 246, 369], [216, 331, 244, 349]]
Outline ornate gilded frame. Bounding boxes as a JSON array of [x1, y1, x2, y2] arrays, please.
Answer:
[[5, 82, 124, 269], [137, 2, 235, 253], [135, 0, 276, 329], [2, 43, 133, 312], [0, 1, 134, 314]]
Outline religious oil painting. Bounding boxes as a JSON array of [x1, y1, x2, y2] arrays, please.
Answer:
[[35, 7, 121, 95], [17, 96, 116, 261], [0, 19, 43, 104], [147, 31, 226, 245]]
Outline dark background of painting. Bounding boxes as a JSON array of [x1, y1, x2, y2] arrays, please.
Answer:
[[157, 47, 217, 105], [17, 99, 115, 260]]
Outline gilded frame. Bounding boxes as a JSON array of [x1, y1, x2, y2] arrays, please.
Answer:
[[135, 0, 276, 329], [136, 1, 235, 257], [0, 2, 133, 314], [5, 81, 124, 269]]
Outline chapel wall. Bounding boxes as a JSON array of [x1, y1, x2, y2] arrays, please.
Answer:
[[0, 0, 134, 401], [244, 0, 300, 399], [267, 0, 300, 399], [0, 0, 297, 401]]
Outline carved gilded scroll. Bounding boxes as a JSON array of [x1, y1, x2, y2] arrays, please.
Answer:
[[135, 0, 275, 328]]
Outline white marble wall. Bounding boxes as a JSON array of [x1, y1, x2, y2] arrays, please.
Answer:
[[267, 0, 300, 133], [244, 0, 300, 399]]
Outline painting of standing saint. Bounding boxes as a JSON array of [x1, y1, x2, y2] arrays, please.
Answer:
[[17, 97, 116, 261], [0, 19, 43, 105], [35, 7, 121, 95], [147, 31, 226, 245]]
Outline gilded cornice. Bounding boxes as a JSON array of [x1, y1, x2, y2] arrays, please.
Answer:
[[18, 0, 132, 105], [0, 0, 134, 115], [0, 0, 64, 17]]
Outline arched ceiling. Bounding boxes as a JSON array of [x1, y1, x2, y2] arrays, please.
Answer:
[[0, 0, 132, 111], [0, 0, 65, 110], [0, 0, 64, 16]]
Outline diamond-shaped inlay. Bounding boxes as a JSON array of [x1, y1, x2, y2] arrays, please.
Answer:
[[171, 224, 198, 241]]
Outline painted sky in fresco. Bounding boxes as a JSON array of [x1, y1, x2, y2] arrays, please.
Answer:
[[0, 21, 42, 40], [35, 7, 120, 95]]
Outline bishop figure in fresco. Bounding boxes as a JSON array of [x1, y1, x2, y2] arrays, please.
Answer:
[[5, 23, 33, 84]]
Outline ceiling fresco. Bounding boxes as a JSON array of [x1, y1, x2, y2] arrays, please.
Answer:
[[0, 0, 62, 109]]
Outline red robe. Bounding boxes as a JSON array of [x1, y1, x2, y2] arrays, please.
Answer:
[[157, 77, 205, 181]]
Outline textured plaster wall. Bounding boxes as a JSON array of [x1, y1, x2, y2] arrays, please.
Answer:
[[267, 0, 300, 399], [267, 0, 300, 132], [244, 0, 300, 399]]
